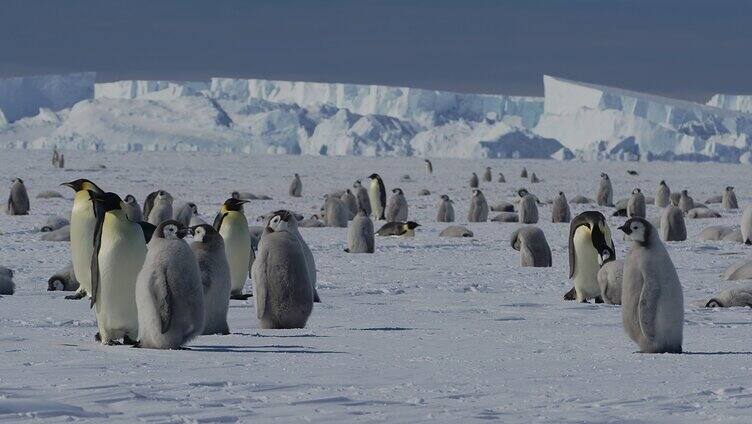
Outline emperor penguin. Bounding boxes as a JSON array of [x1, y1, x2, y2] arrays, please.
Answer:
[[469, 173, 479, 188], [437, 194, 455, 222], [289, 173, 303, 197], [47, 262, 79, 292], [323, 194, 348, 227], [655, 180, 671, 208], [89, 191, 149, 345], [251, 221, 314, 329], [190, 224, 231, 335], [742, 205, 752, 244], [376, 221, 420, 237], [530, 173, 540, 183], [123, 194, 142, 222], [618, 217, 683, 353], [58, 154, 65, 168], [52, 147, 59, 167], [386, 188, 408, 222], [678, 190, 694, 213], [627, 188, 646, 218], [596, 173, 613, 207], [136, 220, 204, 349], [483, 167, 492, 182], [142, 191, 159, 219], [510, 226, 552, 267], [468, 189, 489, 222], [147, 190, 173, 225], [424, 159, 433, 174], [518, 189, 539, 224], [706, 285, 752, 308], [669, 192, 681, 207], [722, 186, 738, 210], [660, 206, 687, 242], [266, 210, 320, 303], [61, 178, 104, 300], [498, 173, 506, 183], [597, 259, 624, 305], [520, 167, 528, 179], [213, 197, 252, 300], [174, 201, 198, 227], [563, 211, 616, 302], [368, 173, 387, 220], [340, 189, 358, 216], [353, 180, 372, 217], [551, 192, 571, 223], [345, 209, 375, 253], [0, 266, 15, 295], [7, 178, 30, 215]]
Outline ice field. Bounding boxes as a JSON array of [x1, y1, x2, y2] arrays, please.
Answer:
[[2, 150, 752, 422]]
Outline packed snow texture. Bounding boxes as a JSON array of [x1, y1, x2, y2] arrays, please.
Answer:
[[0, 73, 95, 123], [2, 150, 752, 422], [707, 94, 752, 114]]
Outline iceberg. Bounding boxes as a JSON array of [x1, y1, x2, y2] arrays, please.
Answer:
[[707, 94, 752, 114], [94, 80, 210, 100], [0, 72, 94, 122]]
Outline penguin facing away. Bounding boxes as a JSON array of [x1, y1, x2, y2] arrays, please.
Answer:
[[289, 173, 303, 197], [498, 173, 505, 183], [597, 259, 624, 305], [596, 173, 613, 207], [190, 224, 231, 335], [437, 195, 455, 223], [660, 206, 687, 242], [7, 178, 30, 215], [214, 197, 253, 300], [340, 189, 358, 216], [345, 209, 375, 253], [655, 180, 670, 208], [518, 189, 539, 224], [368, 173, 387, 220], [510, 226, 552, 267], [323, 195, 349, 227], [483, 167, 492, 182], [174, 202, 198, 227], [353, 180, 372, 217], [627, 188, 646, 218], [265, 210, 320, 302], [386, 188, 408, 222], [551, 192, 571, 223], [520, 167, 528, 179], [563, 211, 616, 302], [468, 189, 489, 222], [469, 173, 479, 188], [142, 190, 159, 220]]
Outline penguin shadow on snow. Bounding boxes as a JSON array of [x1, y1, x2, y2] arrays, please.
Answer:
[[189, 344, 345, 354]]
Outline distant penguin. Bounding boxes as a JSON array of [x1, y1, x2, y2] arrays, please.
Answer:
[[7, 178, 29, 215], [551, 192, 571, 223], [346, 210, 375, 253], [723, 186, 738, 210], [627, 170, 638, 176], [660, 206, 687, 241], [424, 159, 433, 174], [142, 191, 158, 219], [376, 221, 420, 237], [368, 173, 387, 220], [38, 216, 69, 232], [123, 194, 142, 222], [498, 173, 505, 183], [136, 220, 204, 349], [686, 208, 721, 219], [483, 167, 492, 182], [698, 225, 738, 242], [570, 195, 594, 204], [510, 226, 552, 267], [52, 148, 60, 167], [597, 259, 624, 305], [618, 217, 683, 353], [147, 190, 173, 225], [213, 198, 252, 300], [89, 192, 150, 345], [678, 190, 694, 213], [596, 173, 613, 207], [742, 205, 752, 244], [437, 195, 455, 222], [439, 225, 473, 237], [530, 173, 540, 183], [467, 189, 489, 222], [657, 181, 671, 207], [627, 188, 646, 218], [706, 285, 752, 307], [189, 224, 231, 335], [288, 173, 303, 197], [669, 192, 681, 206], [491, 212, 518, 222], [58, 154, 65, 168], [469, 173, 479, 188], [340, 189, 358, 216], [41, 225, 70, 241], [518, 189, 539, 224], [705, 194, 723, 204], [46, 262, 79, 292], [491, 201, 515, 212], [266, 210, 320, 303], [251, 224, 314, 329], [36, 190, 63, 199], [564, 211, 615, 302], [0, 266, 14, 295], [299, 215, 325, 228], [353, 180, 372, 217], [386, 188, 408, 222], [520, 167, 528, 178], [323, 195, 348, 227], [173, 202, 198, 227]]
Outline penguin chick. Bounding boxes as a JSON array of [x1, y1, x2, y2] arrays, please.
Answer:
[[520, 167, 528, 179], [123, 194, 142, 222], [439, 225, 473, 237], [706, 285, 752, 308], [597, 259, 624, 305], [265, 210, 320, 303], [437, 195, 455, 223], [518, 189, 539, 224], [38, 216, 69, 232], [323, 195, 348, 227], [340, 189, 358, 216], [530, 173, 540, 183], [0, 266, 15, 295], [47, 262, 79, 292], [722, 186, 738, 210], [483, 167, 492, 182], [173, 201, 198, 227], [289, 173, 303, 197], [376, 221, 420, 237], [498, 173, 506, 183], [7, 178, 30, 215], [147, 190, 174, 226], [596, 173, 613, 207], [627, 188, 646, 218], [686, 208, 721, 219], [353, 180, 372, 217], [551, 192, 571, 223], [469, 173, 479, 188], [678, 190, 694, 213], [40, 225, 70, 241], [190, 224, 231, 335], [660, 206, 686, 241], [468, 189, 489, 222], [386, 188, 409, 222], [510, 226, 552, 267], [346, 210, 375, 253]]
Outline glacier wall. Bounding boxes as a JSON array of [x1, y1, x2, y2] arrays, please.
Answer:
[[707, 94, 752, 114], [0, 72, 95, 123], [94, 80, 210, 100]]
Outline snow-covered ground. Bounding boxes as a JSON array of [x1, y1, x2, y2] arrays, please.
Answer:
[[2, 150, 752, 422]]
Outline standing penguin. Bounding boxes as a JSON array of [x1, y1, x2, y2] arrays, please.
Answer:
[[345, 210, 375, 253], [424, 159, 433, 174], [52, 148, 60, 167], [596, 173, 613, 207], [498, 173, 506, 183], [627, 188, 646, 218], [678, 190, 694, 213], [213, 198, 252, 300], [368, 173, 387, 220], [655, 180, 670, 208], [530, 173, 540, 183], [386, 188, 408, 222], [142, 191, 159, 220], [741, 205, 752, 244], [323, 195, 349, 227], [518, 189, 539, 224], [618, 217, 683, 353], [563, 211, 616, 302], [190, 224, 231, 335], [483, 167, 492, 182], [89, 192, 149, 345], [147, 190, 173, 225], [265, 210, 320, 303], [468, 189, 489, 222], [58, 154, 65, 168], [469, 173, 479, 188], [723, 186, 738, 210], [340, 189, 358, 216], [173, 202, 198, 227], [660, 206, 687, 242], [122, 194, 142, 222], [437, 195, 455, 223], [252, 219, 314, 329], [61, 179, 104, 300], [551, 192, 571, 223], [510, 226, 552, 267], [7, 178, 29, 215], [353, 180, 371, 217], [289, 173, 302, 197], [136, 220, 204, 349], [520, 167, 528, 179]]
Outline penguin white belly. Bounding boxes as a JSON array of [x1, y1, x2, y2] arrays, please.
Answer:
[[220, 214, 251, 294], [95, 215, 145, 340], [70, 192, 96, 295], [369, 183, 383, 218], [572, 227, 600, 301]]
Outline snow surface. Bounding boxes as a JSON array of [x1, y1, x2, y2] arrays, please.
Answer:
[[0, 73, 94, 123], [2, 150, 752, 422]]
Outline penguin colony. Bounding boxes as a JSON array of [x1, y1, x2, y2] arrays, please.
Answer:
[[4, 155, 751, 356]]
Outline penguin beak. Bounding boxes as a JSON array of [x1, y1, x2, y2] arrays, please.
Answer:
[[176, 227, 190, 239], [598, 250, 611, 266], [617, 223, 630, 234]]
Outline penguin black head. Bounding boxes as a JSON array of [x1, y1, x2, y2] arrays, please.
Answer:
[[90, 191, 124, 212], [681, 189, 688, 195], [600, 173, 609, 179], [486, 166, 491, 170], [156, 220, 189, 240], [632, 188, 641, 194], [659, 180, 666, 186], [405, 221, 421, 230], [618, 217, 652, 246], [124, 194, 137, 203], [61, 178, 102, 193], [223, 197, 248, 212], [11, 177, 23, 185], [440, 194, 449, 201], [393, 188, 403, 195], [517, 188, 529, 198], [570, 211, 615, 272], [354, 180, 361, 187], [558, 191, 564, 196], [268, 209, 296, 231], [294, 173, 299, 177], [473, 189, 482, 196], [368, 173, 381, 180], [705, 298, 723, 308], [726, 186, 734, 192], [190, 224, 219, 243], [156, 190, 172, 200]]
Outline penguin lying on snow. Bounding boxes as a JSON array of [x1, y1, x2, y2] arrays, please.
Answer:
[[376, 221, 420, 237], [440, 226, 473, 238], [47, 262, 79, 292], [706, 285, 752, 308]]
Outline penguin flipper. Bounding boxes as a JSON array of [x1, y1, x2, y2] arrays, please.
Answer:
[[89, 205, 105, 308], [313, 287, 321, 303], [138, 221, 157, 243], [153, 270, 173, 334], [254, 248, 268, 320], [213, 212, 227, 231], [563, 287, 576, 301], [143, 191, 157, 219], [637, 272, 658, 341]]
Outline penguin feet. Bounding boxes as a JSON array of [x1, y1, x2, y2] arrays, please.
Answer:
[[563, 287, 576, 301], [65, 292, 86, 300], [123, 335, 138, 346], [313, 293, 321, 303], [94, 332, 101, 342], [131, 341, 141, 348], [594, 296, 604, 304], [231, 293, 253, 300]]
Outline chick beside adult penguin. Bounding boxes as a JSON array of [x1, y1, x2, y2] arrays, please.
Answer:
[[174, 202, 198, 227], [213, 198, 252, 300], [7, 178, 30, 215], [323, 195, 349, 227], [122, 195, 142, 222], [627, 188, 646, 218], [136, 220, 205, 349], [437, 195, 455, 222], [289, 173, 303, 197], [189, 224, 231, 335], [722, 186, 738, 210], [563, 211, 616, 302], [597, 259, 624, 305], [551, 192, 571, 223], [340, 189, 358, 216], [596, 173, 613, 207], [510, 226, 552, 267], [345, 210, 375, 253], [386, 188, 408, 222], [468, 189, 489, 222]]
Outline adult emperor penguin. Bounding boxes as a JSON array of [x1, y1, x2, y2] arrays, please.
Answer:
[[376, 221, 420, 237], [289, 173, 302, 197], [483, 167, 492, 182], [596, 173, 613, 207], [627, 188, 646, 218], [136, 220, 204, 349], [563, 211, 616, 302], [510, 226, 552, 267], [353, 180, 371, 217], [386, 188, 408, 222], [266, 210, 320, 302], [7, 178, 30, 215], [723, 186, 739, 210], [551, 192, 571, 223], [147, 190, 174, 225], [655, 180, 670, 208], [741, 205, 752, 244], [61, 178, 104, 300], [340, 189, 358, 216], [424, 159, 433, 174], [660, 206, 687, 242], [252, 221, 314, 329], [469, 173, 479, 188], [173, 201, 198, 227], [618, 217, 683, 353], [90, 192, 149, 345], [518, 188, 539, 224], [190, 224, 231, 334], [437, 194, 455, 222], [368, 173, 387, 220], [122, 194, 142, 222], [213, 197, 252, 300], [468, 189, 489, 222], [345, 209, 375, 253]]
